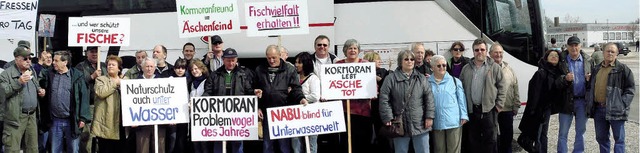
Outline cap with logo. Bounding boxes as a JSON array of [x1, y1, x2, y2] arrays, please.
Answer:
[[222, 48, 238, 58]]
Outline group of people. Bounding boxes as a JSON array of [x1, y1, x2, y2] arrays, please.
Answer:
[[0, 35, 633, 153]]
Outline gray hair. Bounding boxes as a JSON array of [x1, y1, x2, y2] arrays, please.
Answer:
[[265, 45, 281, 55], [411, 42, 424, 52], [430, 55, 446, 67], [54, 50, 72, 64], [490, 42, 503, 53], [396, 50, 415, 69], [142, 58, 157, 67], [342, 39, 360, 55], [135, 50, 148, 56]]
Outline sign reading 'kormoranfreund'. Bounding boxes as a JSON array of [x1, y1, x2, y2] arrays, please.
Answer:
[[175, 0, 240, 38]]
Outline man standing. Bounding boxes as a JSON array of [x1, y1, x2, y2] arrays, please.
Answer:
[[557, 36, 592, 153], [203, 48, 255, 153], [182, 42, 196, 61], [4, 40, 32, 69], [203, 35, 224, 73], [41, 51, 91, 153], [587, 42, 635, 153], [591, 45, 604, 66], [489, 42, 520, 153], [459, 39, 505, 153], [153, 45, 174, 76], [124, 50, 148, 79], [134, 58, 167, 153], [411, 42, 430, 76], [34, 50, 52, 75], [312, 35, 337, 78], [1, 47, 45, 153], [255, 45, 307, 153], [75, 46, 107, 153], [35, 49, 53, 153]]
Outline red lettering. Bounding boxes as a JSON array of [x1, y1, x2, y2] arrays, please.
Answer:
[[270, 108, 301, 122], [75, 33, 121, 44], [329, 80, 363, 89]]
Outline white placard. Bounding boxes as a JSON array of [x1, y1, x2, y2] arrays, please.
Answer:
[[320, 63, 377, 100], [267, 101, 346, 140], [38, 14, 55, 37], [176, 0, 240, 38], [244, 0, 309, 37], [121, 78, 189, 126], [190, 96, 259, 141], [0, 0, 38, 40], [67, 17, 130, 46]]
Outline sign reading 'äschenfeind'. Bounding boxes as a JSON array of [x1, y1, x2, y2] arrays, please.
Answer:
[[0, 0, 38, 40], [175, 0, 240, 38], [320, 63, 377, 100], [267, 101, 346, 140], [190, 96, 259, 141], [244, 0, 309, 37], [121, 78, 189, 126], [67, 17, 130, 46]]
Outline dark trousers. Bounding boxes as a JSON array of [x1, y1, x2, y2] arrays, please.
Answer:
[[0, 121, 3, 153], [497, 111, 514, 153], [339, 114, 372, 153], [97, 137, 122, 153], [371, 99, 393, 153], [168, 123, 191, 153], [536, 110, 551, 153], [462, 105, 497, 153]]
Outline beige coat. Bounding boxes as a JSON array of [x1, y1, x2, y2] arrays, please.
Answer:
[[91, 76, 121, 140], [500, 61, 520, 112]]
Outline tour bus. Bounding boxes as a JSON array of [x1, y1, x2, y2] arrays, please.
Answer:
[[0, 0, 543, 152]]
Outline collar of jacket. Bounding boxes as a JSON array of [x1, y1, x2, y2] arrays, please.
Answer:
[[393, 68, 420, 81], [261, 59, 288, 72]]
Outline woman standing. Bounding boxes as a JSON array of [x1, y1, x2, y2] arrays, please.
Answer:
[[291, 52, 321, 153], [363, 52, 392, 152], [335, 39, 373, 152], [92, 55, 125, 153], [168, 58, 191, 153], [379, 50, 435, 153], [428, 55, 468, 153], [518, 50, 566, 153], [446, 41, 470, 78], [189, 60, 211, 153]]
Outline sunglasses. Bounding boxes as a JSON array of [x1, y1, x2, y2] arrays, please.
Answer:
[[21, 57, 32, 61], [452, 48, 464, 52], [316, 44, 328, 47], [436, 64, 446, 68], [473, 49, 486, 52], [404, 58, 415, 61]]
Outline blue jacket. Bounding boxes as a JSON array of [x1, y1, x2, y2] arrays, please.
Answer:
[[428, 73, 468, 130]]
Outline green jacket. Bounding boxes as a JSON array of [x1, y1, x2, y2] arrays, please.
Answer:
[[0, 65, 41, 127], [75, 60, 107, 105], [39, 68, 91, 138], [124, 65, 141, 80]]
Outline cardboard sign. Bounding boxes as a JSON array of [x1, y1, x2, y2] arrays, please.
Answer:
[[319, 63, 377, 100], [121, 78, 189, 126], [176, 0, 240, 38], [0, 0, 38, 40], [244, 0, 309, 37], [190, 96, 259, 141], [266, 101, 346, 139], [67, 17, 130, 46], [38, 14, 55, 37]]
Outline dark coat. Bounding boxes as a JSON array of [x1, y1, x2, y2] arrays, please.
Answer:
[[254, 59, 305, 110], [519, 59, 567, 135], [586, 60, 635, 120], [40, 68, 91, 138], [446, 56, 470, 78], [203, 65, 255, 96], [557, 51, 592, 114]]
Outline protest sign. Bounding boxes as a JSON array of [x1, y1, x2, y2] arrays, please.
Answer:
[[38, 14, 55, 37], [244, 0, 309, 37], [320, 63, 377, 100], [190, 96, 259, 141], [176, 0, 240, 38], [266, 101, 346, 140], [0, 0, 38, 40], [67, 17, 130, 46], [121, 78, 189, 126]]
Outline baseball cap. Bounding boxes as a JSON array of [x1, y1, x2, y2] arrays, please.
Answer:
[[86, 46, 98, 52], [567, 36, 580, 45], [222, 48, 238, 58], [14, 47, 33, 57], [211, 35, 223, 44], [17, 40, 30, 49]]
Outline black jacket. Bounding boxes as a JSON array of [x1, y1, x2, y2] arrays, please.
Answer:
[[254, 59, 305, 110], [446, 56, 470, 78], [557, 51, 593, 114], [519, 58, 567, 135], [40, 68, 91, 138], [203, 66, 255, 96]]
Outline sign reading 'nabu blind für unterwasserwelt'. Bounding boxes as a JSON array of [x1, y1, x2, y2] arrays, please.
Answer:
[[175, 0, 240, 38]]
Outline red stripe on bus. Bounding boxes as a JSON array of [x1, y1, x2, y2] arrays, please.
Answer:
[[239, 23, 335, 30]]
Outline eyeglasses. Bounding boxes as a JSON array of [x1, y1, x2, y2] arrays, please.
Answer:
[[452, 48, 464, 52], [548, 54, 559, 58], [316, 44, 328, 47], [403, 58, 414, 62], [21, 57, 32, 61], [436, 64, 447, 68], [473, 49, 486, 52]]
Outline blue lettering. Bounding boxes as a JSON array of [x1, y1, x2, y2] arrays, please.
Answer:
[[129, 107, 179, 122]]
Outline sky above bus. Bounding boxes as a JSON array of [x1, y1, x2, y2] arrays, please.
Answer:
[[541, 0, 639, 23]]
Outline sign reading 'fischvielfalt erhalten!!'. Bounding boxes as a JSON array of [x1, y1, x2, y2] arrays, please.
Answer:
[[175, 0, 240, 38], [244, 0, 309, 37]]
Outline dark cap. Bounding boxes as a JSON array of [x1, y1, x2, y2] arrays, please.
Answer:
[[13, 47, 33, 57], [567, 36, 580, 45], [17, 40, 30, 49], [86, 46, 98, 52], [222, 48, 238, 58], [211, 35, 223, 44]]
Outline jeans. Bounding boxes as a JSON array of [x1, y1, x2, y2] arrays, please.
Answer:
[[213, 141, 243, 153], [38, 131, 49, 153], [292, 136, 317, 153], [557, 99, 586, 153], [594, 106, 625, 153], [393, 132, 430, 153], [498, 111, 514, 153], [262, 120, 291, 153], [50, 118, 79, 153]]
